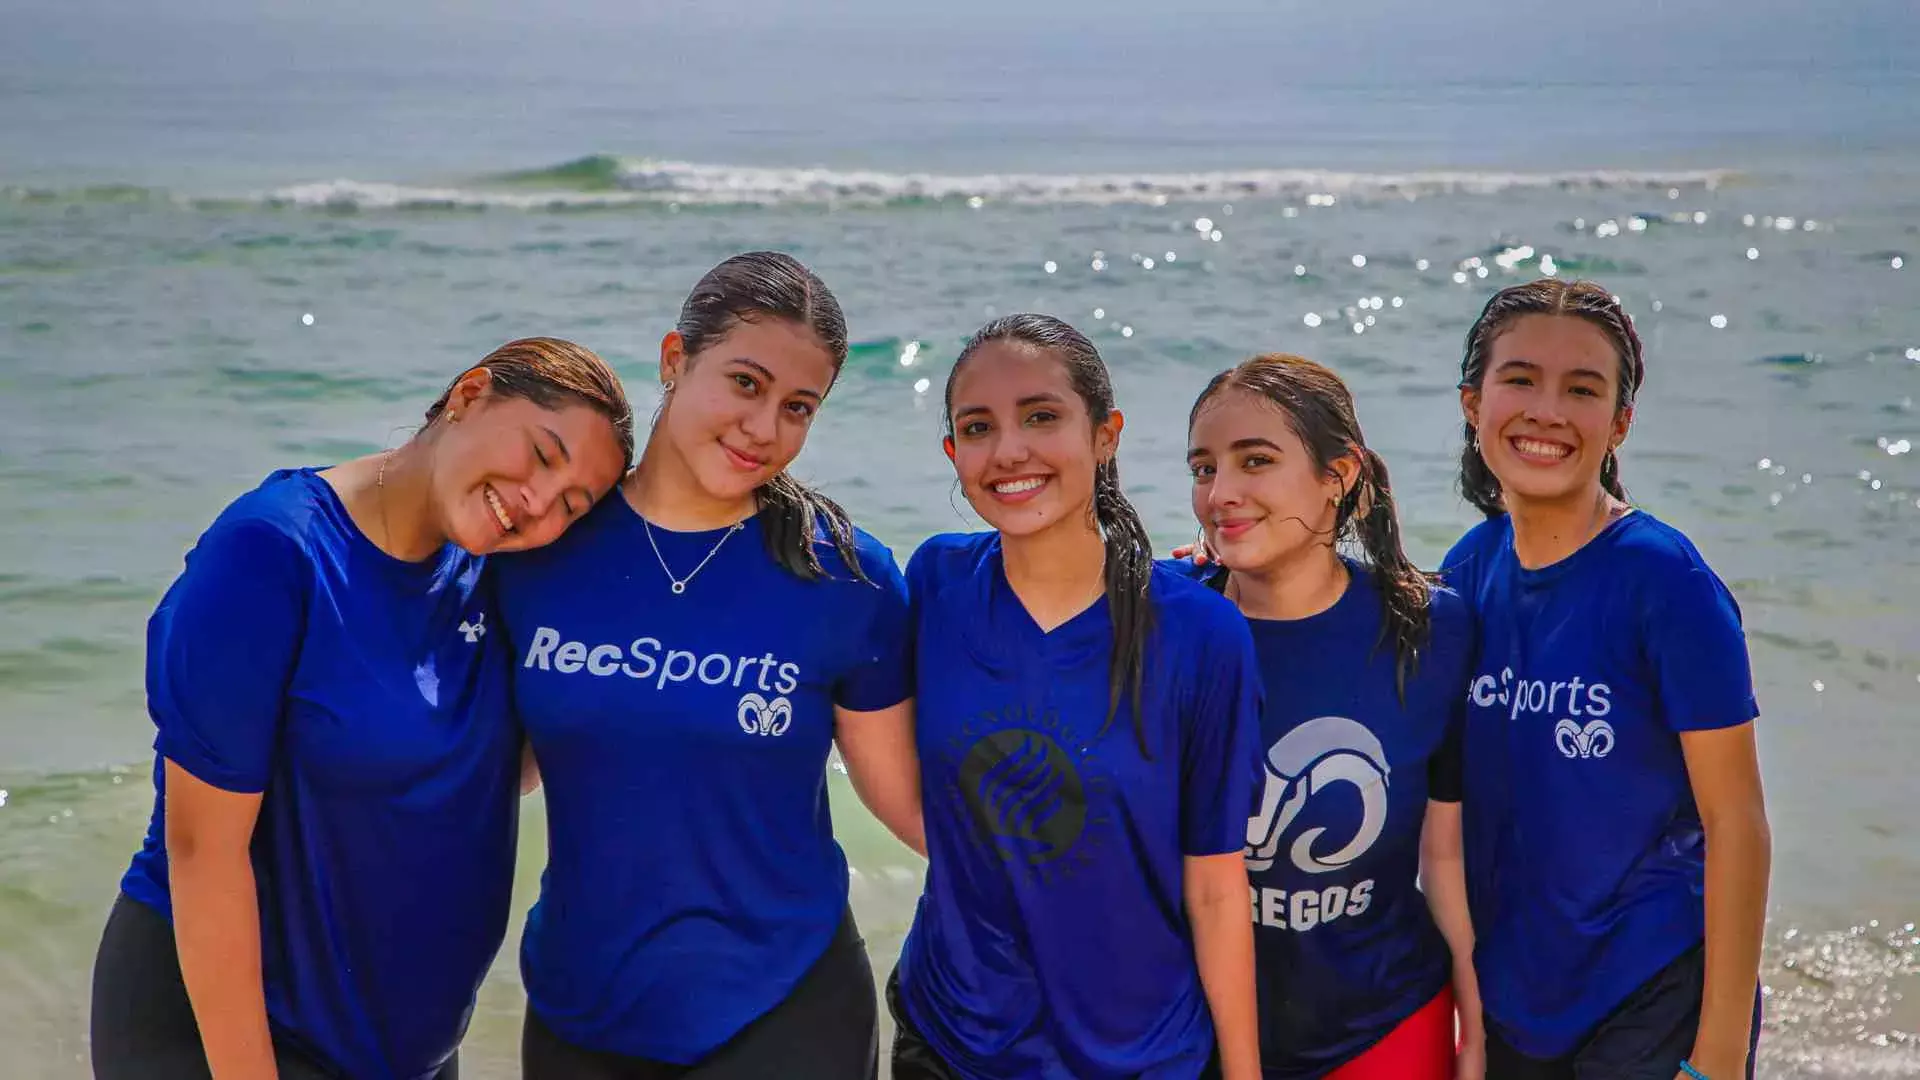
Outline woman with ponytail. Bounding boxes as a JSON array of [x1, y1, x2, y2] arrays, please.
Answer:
[[1175, 353, 1483, 1080], [1443, 279, 1770, 1080], [888, 315, 1264, 1080], [495, 252, 923, 1079]]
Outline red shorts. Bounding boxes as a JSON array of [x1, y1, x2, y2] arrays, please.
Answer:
[[1325, 985, 1456, 1080]]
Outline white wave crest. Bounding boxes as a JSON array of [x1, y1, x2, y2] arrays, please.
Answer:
[[264, 159, 1733, 211]]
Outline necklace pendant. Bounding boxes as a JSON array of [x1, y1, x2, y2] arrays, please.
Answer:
[[671, 581, 686, 595]]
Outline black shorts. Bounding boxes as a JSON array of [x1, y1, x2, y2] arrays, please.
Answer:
[[1486, 943, 1762, 1080], [89, 891, 459, 1080], [885, 966, 1222, 1080], [523, 910, 877, 1080]]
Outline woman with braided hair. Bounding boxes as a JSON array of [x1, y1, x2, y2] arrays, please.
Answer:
[[1174, 353, 1483, 1080], [889, 314, 1265, 1080]]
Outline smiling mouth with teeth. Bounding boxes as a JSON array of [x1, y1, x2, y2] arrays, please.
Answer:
[[484, 486, 516, 533], [991, 477, 1047, 494], [1510, 436, 1573, 461]]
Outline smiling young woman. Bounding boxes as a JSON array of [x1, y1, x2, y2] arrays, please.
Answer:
[[1443, 280, 1772, 1080], [495, 252, 924, 1080], [887, 315, 1265, 1080], [90, 338, 634, 1080], [1177, 353, 1484, 1080]]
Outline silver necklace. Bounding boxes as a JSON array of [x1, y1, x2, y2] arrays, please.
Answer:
[[644, 517, 744, 595]]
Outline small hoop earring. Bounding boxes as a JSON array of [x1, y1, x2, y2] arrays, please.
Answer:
[[662, 380, 675, 394]]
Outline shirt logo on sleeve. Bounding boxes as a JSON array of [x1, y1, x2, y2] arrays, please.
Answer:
[[1246, 715, 1391, 875], [458, 612, 487, 643]]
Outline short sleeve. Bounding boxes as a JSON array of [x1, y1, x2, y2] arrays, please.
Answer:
[[147, 520, 309, 793], [1180, 613, 1266, 856], [1645, 566, 1759, 733], [833, 549, 913, 713], [1427, 706, 1464, 803]]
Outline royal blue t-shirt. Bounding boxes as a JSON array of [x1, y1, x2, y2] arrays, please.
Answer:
[[1441, 510, 1759, 1058], [120, 467, 521, 1080], [1172, 559, 1471, 1078], [493, 494, 912, 1062], [896, 532, 1265, 1080]]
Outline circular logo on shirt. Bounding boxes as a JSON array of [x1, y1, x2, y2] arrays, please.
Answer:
[[958, 728, 1087, 865]]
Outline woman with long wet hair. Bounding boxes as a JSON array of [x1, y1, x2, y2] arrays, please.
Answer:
[[1179, 352, 1483, 1080], [1443, 279, 1770, 1080], [889, 314, 1265, 1080]]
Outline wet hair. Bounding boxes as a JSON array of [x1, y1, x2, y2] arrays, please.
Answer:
[[945, 314, 1156, 756], [1190, 353, 1433, 693], [1456, 278, 1645, 518], [673, 250, 865, 583], [425, 336, 635, 469]]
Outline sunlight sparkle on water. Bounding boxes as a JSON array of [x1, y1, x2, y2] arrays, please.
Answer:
[[1303, 313, 1322, 328], [301, 313, 314, 326], [1043, 261, 1057, 274], [1747, 248, 1760, 260], [898, 341, 920, 366], [1294, 265, 1307, 277], [1711, 314, 1729, 329], [913, 377, 930, 394], [1416, 259, 1430, 271], [1351, 254, 1367, 268]]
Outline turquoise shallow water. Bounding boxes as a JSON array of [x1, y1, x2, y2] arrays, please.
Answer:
[[2, 1, 1917, 1075]]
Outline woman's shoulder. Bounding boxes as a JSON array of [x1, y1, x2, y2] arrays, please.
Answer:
[[1148, 560, 1250, 641], [1605, 509, 1722, 576], [1440, 513, 1512, 578], [197, 467, 337, 557], [903, 531, 998, 588]]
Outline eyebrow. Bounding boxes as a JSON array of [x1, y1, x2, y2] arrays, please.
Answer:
[[953, 391, 1067, 419], [1188, 437, 1284, 461], [1495, 357, 1611, 382], [732, 357, 823, 401], [541, 426, 572, 464]]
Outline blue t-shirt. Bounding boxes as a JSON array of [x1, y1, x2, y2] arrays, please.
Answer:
[[1172, 559, 1471, 1078], [1441, 510, 1759, 1058], [120, 467, 521, 1080], [493, 495, 912, 1062], [897, 532, 1265, 1080]]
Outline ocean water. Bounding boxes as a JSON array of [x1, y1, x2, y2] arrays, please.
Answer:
[[2, 1, 1917, 1076]]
